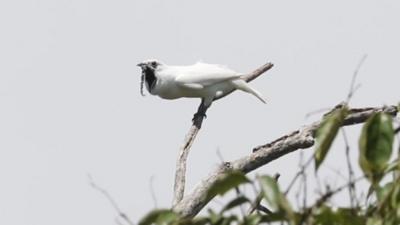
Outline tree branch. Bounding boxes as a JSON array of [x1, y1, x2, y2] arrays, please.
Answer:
[[88, 175, 134, 225], [172, 62, 274, 206], [173, 105, 398, 217]]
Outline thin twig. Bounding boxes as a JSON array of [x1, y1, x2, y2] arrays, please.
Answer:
[[304, 107, 332, 119], [149, 175, 158, 208], [248, 182, 263, 215], [172, 63, 274, 206], [320, 176, 365, 204], [346, 54, 367, 103], [88, 175, 134, 225], [295, 150, 307, 209], [301, 153, 308, 209], [295, 178, 303, 209], [341, 128, 358, 208], [216, 147, 246, 216], [235, 188, 246, 217], [324, 165, 348, 181], [338, 56, 368, 204], [300, 176, 365, 224], [115, 217, 125, 225], [216, 147, 225, 163], [284, 155, 313, 195]]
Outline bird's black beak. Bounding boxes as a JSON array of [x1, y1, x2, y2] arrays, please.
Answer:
[[137, 63, 146, 68]]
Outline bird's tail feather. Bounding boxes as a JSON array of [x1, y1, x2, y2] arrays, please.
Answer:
[[232, 79, 266, 103]]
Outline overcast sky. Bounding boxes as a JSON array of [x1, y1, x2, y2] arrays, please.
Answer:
[[1, 0, 399, 224]]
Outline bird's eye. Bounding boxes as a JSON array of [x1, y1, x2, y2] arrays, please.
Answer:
[[151, 62, 158, 68]]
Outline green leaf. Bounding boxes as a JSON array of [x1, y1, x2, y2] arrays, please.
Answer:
[[258, 175, 280, 210], [391, 183, 400, 209], [314, 105, 348, 170], [314, 206, 365, 225], [259, 212, 287, 223], [191, 217, 210, 225], [220, 195, 250, 213], [359, 112, 394, 183], [314, 205, 336, 224], [207, 209, 222, 225], [138, 209, 178, 225], [205, 171, 249, 201], [384, 159, 400, 174], [258, 175, 295, 224], [376, 182, 394, 203], [219, 215, 238, 225], [242, 214, 262, 225], [366, 217, 383, 225], [335, 208, 365, 225]]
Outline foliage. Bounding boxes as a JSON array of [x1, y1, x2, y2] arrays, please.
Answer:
[[314, 104, 348, 170], [139, 111, 400, 225], [359, 112, 394, 183]]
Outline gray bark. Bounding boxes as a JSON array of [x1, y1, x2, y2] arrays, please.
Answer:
[[173, 105, 398, 217]]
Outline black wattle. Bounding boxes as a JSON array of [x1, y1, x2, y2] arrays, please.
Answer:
[[144, 68, 157, 92]]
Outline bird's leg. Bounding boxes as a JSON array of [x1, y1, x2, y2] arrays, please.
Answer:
[[195, 102, 208, 118], [192, 99, 210, 128]]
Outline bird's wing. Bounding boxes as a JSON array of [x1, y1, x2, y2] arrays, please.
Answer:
[[174, 63, 241, 89]]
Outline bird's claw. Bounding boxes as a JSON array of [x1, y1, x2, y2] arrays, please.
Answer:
[[192, 112, 207, 122]]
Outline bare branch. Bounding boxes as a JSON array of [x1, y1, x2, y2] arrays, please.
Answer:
[[173, 105, 398, 218], [173, 125, 202, 206], [300, 152, 308, 209], [172, 62, 274, 206], [341, 128, 358, 208], [346, 54, 367, 102], [88, 175, 134, 225], [306, 54, 370, 122], [299, 176, 365, 224], [149, 175, 158, 208], [115, 217, 127, 225], [304, 107, 332, 119], [216, 147, 225, 163], [284, 156, 313, 195]]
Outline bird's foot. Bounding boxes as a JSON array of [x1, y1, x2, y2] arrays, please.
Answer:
[[192, 112, 207, 123], [192, 112, 207, 128]]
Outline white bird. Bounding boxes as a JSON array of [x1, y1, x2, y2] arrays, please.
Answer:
[[137, 60, 266, 119]]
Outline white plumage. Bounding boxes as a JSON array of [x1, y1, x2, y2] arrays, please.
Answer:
[[137, 60, 266, 110]]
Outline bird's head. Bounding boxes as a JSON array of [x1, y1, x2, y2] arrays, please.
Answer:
[[137, 59, 164, 71], [137, 60, 164, 96]]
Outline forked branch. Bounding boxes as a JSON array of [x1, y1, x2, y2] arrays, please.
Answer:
[[172, 62, 274, 206], [173, 105, 398, 217]]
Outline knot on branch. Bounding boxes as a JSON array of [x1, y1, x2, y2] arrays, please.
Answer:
[[300, 133, 315, 148], [253, 130, 300, 152]]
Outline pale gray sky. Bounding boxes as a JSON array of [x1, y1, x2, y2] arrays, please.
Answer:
[[0, 0, 399, 224]]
